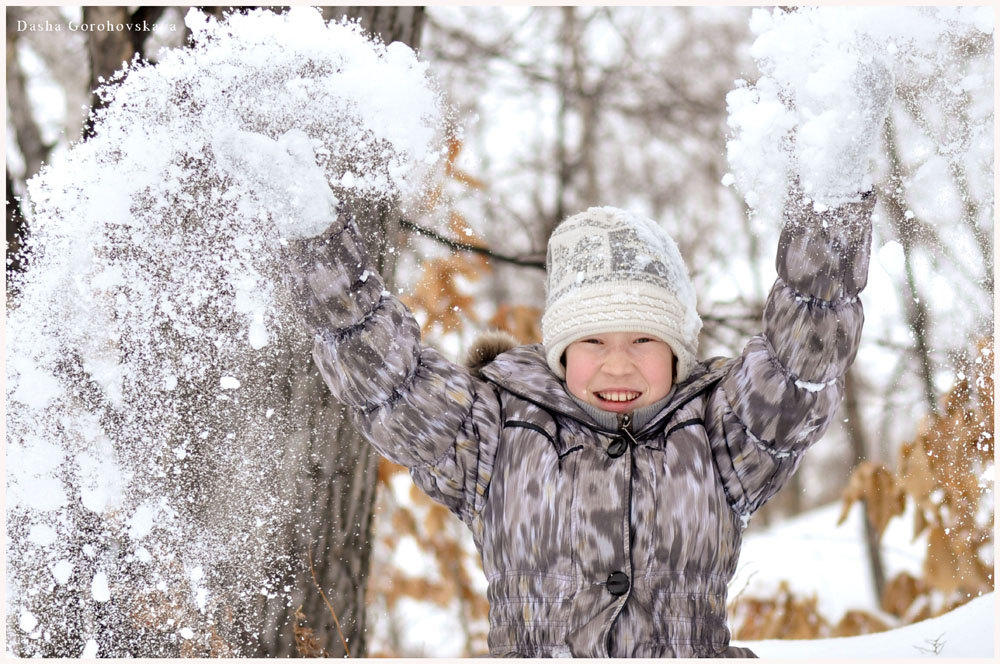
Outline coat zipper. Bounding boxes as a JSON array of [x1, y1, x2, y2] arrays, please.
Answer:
[[618, 412, 638, 446], [605, 412, 636, 656]]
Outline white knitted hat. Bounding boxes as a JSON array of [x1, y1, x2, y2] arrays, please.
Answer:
[[542, 206, 702, 383]]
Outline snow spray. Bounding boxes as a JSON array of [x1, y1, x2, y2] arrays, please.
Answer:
[[6, 7, 443, 656]]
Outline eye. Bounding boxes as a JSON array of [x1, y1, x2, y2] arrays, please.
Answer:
[[634, 337, 654, 344], [582, 338, 602, 344]]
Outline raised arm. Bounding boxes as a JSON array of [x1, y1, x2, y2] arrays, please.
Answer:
[[706, 190, 874, 522], [706, 54, 892, 523], [283, 206, 501, 527]]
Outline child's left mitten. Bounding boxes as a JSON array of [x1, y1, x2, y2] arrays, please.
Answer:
[[797, 55, 895, 206]]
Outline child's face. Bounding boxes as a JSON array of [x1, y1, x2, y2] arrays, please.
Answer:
[[564, 332, 674, 414]]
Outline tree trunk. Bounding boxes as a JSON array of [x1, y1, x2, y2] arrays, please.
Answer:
[[253, 8, 424, 658], [6, 10, 49, 280], [81, 6, 165, 140], [843, 367, 887, 604], [322, 6, 425, 47], [883, 117, 938, 415], [81, 7, 135, 139], [7, 170, 26, 282]]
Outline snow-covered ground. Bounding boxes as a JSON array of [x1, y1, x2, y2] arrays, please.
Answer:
[[735, 592, 994, 657], [731, 501, 926, 621], [731, 501, 995, 657]]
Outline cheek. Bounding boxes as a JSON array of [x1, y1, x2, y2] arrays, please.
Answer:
[[641, 352, 674, 389], [564, 352, 595, 397]]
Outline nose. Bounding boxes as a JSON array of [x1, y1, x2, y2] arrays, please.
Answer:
[[602, 346, 635, 376]]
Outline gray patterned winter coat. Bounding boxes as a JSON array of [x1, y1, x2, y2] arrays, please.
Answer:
[[285, 191, 874, 657]]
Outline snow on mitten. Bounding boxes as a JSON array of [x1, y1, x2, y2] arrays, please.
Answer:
[[212, 128, 342, 241], [796, 54, 894, 207]]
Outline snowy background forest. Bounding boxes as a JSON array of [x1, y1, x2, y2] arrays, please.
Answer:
[[5, 5, 994, 658]]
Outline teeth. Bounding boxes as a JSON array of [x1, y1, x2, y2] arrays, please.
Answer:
[[597, 391, 640, 402]]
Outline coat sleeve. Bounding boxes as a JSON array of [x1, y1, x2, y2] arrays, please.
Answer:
[[283, 208, 501, 527], [705, 190, 875, 523]]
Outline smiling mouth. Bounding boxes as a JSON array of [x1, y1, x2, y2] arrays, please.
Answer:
[[595, 391, 641, 403]]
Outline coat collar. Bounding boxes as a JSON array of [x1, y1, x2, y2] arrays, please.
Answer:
[[479, 344, 604, 429], [638, 356, 734, 448], [479, 344, 732, 438]]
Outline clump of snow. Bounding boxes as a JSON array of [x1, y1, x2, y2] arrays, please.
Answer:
[[51, 561, 73, 585], [76, 443, 130, 514], [219, 376, 241, 390], [6, 438, 68, 513], [6, 6, 444, 657], [8, 359, 64, 409], [725, 6, 992, 220], [19, 611, 39, 633], [212, 128, 340, 241], [876, 239, 906, 278], [27, 523, 57, 547], [194, 587, 209, 612], [90, 572, 110, 603], [794, 378, 834, 393], [126, 502, 159, 540]]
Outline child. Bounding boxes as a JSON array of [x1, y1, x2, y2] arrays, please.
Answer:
[[284, 79, 890, 660]]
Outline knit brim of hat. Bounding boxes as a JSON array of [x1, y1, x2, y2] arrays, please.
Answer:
[[542, 282, 701, 384]]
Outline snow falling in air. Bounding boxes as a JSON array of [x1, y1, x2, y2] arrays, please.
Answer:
[[724, 6, 992, 221], [6, 6, 444, 657]]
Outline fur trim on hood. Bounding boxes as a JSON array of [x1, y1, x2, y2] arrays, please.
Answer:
[[464, 330, 520, 377]]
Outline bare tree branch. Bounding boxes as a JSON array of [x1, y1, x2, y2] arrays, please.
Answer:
[[400, 218, 546, 269], [897, 86, 993, 295]]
